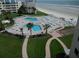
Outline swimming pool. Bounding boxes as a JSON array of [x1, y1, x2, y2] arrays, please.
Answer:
[[24, 17, 38, 22], [32, 25, 41, 32], [24, 25, 41, 32]]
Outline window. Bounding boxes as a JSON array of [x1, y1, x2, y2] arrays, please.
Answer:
[[11, 0, 15, 3], [26, 0, 33, 2], [5, 0, 10, 4], [74, 48, 79, 56]]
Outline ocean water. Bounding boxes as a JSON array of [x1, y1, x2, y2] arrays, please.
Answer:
[[37, 0, 79, 6]]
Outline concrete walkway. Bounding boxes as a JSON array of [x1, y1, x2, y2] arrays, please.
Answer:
[[22, 27, 70, 58], [22, 35, 29, 58], [45, 37, 55, 58], [55, 37, 70, 55], [45, 37, 70, 58], [45, 30, 70, 58]]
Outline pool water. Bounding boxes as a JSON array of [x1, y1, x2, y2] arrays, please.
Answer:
[[24, 17, 38, 22], [24, 25, 41, 32], [32, 25, 41, 32]]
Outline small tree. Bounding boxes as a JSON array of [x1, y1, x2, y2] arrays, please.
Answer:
[[27, 23, 34, 35], [1, 10, 6, 20], [43, 24, 50, 34]]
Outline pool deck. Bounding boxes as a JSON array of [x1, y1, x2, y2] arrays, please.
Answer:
[[5, 15, 74, 35]]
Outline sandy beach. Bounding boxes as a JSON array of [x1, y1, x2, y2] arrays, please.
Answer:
[[36, 4, 79, 21]]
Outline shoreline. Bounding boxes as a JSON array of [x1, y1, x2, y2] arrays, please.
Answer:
[[36, 4, 79, 18], [36, 4, 79, 25], [36, 3, 79, 8], [36, 7, 78, 18]]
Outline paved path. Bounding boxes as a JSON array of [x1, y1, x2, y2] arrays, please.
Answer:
[[45, 29, 70, 58], [45, 37, 70, 58], [22, 27, 70, 58], [45, 37, 55, 58], [55, 37, 70, 55], [22, 35, 29, 58]]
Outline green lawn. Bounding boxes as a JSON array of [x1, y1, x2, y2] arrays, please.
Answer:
[[50, 40, 64, 58], [27, 34, 51, 58], [20, 11, 48, 16], [11, 13, 20, 18], [0, 13, 19, 28], [0, 10, 47, 21], [59, 34, 73, 48], [63, 26, 75, 30], [0, 13, 19, 21], [0, 33, 24, 58], [9, 10, 48, 17], [31, 11, 48, 16], [0, 10, 47, 28]]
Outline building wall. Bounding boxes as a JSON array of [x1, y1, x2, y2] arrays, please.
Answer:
[[4, 0, 16, 3], [69, 17, 79, 58], [0, 0, 4, 2], [0, 1, 22, 13], [24, 0, 36, 6], [24, 0, 36, 14], [0, 0, 36, 14]]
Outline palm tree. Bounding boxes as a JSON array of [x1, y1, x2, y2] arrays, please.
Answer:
[[20, 28, 24, 37], [0, 10, 6, 30], [1, 10, 12, 20], [1, 10, 6, 20], [43, 24, 50, 34], [0, 20, 2, 30], [6, 11, 13, 20], [0, 20, 5, 31], [26, 23, 34, 35]]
